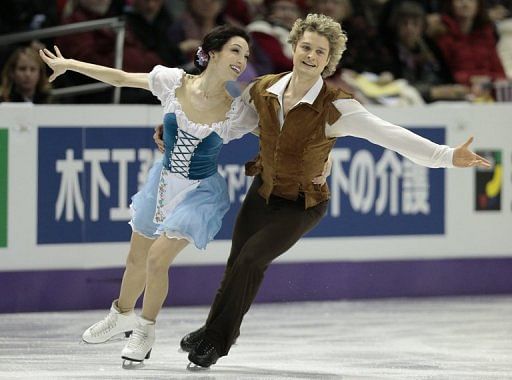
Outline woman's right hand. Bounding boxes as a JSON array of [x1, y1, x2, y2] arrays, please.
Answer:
[[153, 124, 164, 153], [39, 46, 68, 82]]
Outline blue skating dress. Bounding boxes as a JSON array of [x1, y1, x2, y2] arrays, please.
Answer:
[[129, 66, 257, 249]]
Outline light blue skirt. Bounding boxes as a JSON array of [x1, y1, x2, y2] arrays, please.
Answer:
[[130, 161, 230, 250]]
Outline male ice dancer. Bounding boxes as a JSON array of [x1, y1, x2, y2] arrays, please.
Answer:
[[177, 13, 490, 369]]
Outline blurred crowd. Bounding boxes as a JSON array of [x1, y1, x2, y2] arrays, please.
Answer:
[[1, 0, 512, 105]]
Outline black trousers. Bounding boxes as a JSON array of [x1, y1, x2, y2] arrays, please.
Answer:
[[204, 175, 328, 356]]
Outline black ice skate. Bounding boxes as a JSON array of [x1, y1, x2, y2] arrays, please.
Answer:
[[186, 339, 219, 370], [180, 325, 206, 352]]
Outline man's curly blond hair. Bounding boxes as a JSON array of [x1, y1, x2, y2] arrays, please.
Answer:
[[288, 14, 348, 78]]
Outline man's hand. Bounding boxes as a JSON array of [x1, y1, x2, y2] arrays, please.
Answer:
[[453, 137, 491, 168], [153, 124, 164, 153]]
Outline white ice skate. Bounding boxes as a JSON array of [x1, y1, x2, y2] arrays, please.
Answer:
[[121, 317, 155, 368], [82, 300, 137, 344]]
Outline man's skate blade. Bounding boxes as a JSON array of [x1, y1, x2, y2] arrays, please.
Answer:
[[186, 362, 211, 371]]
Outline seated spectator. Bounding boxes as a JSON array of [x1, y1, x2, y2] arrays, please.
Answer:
[[436, 0, 506, 99], [164, 0, 186, 20], [122, 0, 185, 103], [337, 0, 395, 76], [487, 0, 512, 22], [168, 0, 227, 71], [0, 0, 59, 75], [224, 0, 267, 26], [387, 1, 469, 102], [488, 0, 512, 78], [379, 0, 446, 39], [246, 0, 302, 75], [56, 0, 124, 102], [0, 46, 51, 103], [313, 0, 353, 23], [0, 0, 58, 34], [56, 0, 183, 103]]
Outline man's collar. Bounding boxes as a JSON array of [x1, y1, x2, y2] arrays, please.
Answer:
[[265, 73, 324, 105]]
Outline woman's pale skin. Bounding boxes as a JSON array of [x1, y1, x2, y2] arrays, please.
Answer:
[[39, 38, 250, 322]]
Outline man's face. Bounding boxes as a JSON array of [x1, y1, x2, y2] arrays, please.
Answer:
[[292, 30, 331, 78]]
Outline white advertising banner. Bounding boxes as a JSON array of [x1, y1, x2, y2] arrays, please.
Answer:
[[0, 103, 510, 271]]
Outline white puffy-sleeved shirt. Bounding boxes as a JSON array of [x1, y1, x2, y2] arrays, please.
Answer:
[[146, 66, 258, 223], [242, 72, 454, 168], [148, 66, 258, 144]]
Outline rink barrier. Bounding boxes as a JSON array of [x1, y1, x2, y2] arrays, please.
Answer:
[[1, 258, 512, 312], [0, 103, 511, 312]]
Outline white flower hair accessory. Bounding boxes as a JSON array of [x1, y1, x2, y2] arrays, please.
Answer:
[[196, 46, 209, 67]]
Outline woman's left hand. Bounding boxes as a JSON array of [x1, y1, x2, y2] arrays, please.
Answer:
[[153, 124, 164, 153], [312, 157, 332, 185], [453, 137, 491, 168], [39, 46, 68, 82]]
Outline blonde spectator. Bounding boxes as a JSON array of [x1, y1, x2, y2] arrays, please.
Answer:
[[1, 46, 51, 103]]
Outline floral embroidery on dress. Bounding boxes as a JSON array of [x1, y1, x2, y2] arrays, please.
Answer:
[[154, 169, 169, 223], [150, 67, 246, 225]]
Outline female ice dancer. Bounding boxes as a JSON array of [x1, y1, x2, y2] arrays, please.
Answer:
[[40, 25, 257, 365]]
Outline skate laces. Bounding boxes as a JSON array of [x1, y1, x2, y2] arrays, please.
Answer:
[[126, 327, 148, 351], [89, 311, 117, 336]]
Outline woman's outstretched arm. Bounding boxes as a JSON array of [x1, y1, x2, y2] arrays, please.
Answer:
[[39, 46, 149, 90]]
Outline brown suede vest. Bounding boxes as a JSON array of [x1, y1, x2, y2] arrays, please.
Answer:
[[247, 73, 352, 209]]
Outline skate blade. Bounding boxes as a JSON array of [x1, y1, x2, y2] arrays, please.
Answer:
[[186, 362, 210, 371], [122, 359, 145, 370], [80, 330, 133, 345]]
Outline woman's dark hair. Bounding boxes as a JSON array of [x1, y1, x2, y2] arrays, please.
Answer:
[[193, 25, 251, 72], [443, 0, 490, 30], [389, 1, 426, 35]]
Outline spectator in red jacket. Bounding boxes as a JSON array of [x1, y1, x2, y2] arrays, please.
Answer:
[[387, 1, 470, 102], [223, 0, 266, 26], [436, 0, 506, 94], [167, 0, 227, 71]]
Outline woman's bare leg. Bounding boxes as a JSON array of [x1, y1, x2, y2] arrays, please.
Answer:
[[117, 232, 155, 312], [141, 234, 189, 321]]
